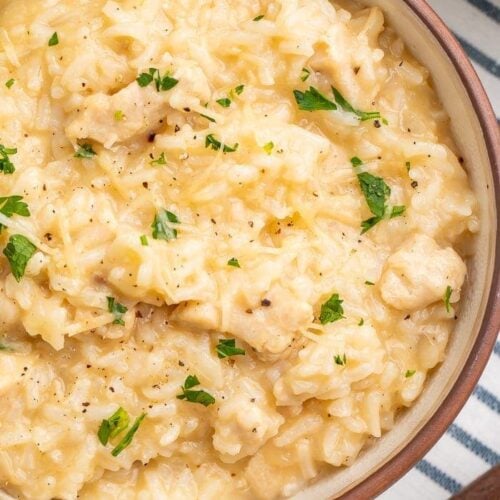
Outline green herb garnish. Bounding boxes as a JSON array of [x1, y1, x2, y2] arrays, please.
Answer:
[[74, 144, 96, 159], [234, 85, 244, 95], [331, 86, 381, 121], [151, 209, 180, 241], [205, 134, 238, 153], [405, 370, 416, 378], [176, 375, 215, 407], [111, 413, 146, 457], [263, 142, 274, 155], [300, 68, 311, 82], [444, 286, 452, 313], [3, 234, 36, 282], [365, 280, 375, 286], [107, 297, 128, 325], [48, 32, 59, 46], [0, 145, 17, 174], [5, 79, 15, 89], [140, 235, 148, 246], [293, 86, 337, 112], [253, 14, 264, 21], [227, 257, 240, 268], [114, 110, 124, 121], [334, 354, 347, 366], [216, 338, 245, 358], [358, 318, 364, 326], [351, 157, 405, 233], [0, 196, 30, 234], [216, 98, 231, 108], [150, 152, 167, 166], [136, 68, 178, 92], [319, 293, 345, 324], [98, 407, 130, 446], [199, 113, 216, 123]]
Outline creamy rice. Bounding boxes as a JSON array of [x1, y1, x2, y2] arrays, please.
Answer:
[[0, 0, 478, 498]]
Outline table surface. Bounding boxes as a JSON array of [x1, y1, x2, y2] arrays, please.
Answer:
[[380, 0, 499, 497]]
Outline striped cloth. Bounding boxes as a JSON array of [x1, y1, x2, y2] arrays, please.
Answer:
[[381, 2, 500, 497]]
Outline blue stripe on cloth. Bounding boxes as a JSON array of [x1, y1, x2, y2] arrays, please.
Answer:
[[473, 385, 500, 413], [447, 423, 500, 466], [466, 0, 500, 22], [454, 33, 500, 77], [494, 341, 500, 357], [415, 459, 463, 493]]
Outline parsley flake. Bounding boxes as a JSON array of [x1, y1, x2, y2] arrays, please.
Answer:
[[48, 32, 59, 46], [140, 235, 148, 246], [334, 354, 347, 366], [205, 134, 238, 153], [263, 142, 274, 155], [0, 196, 30, 234], [253, 14, 264, 21], [331, 86, 381, 121], [136, 68, 178, 92], [319, 293, 345, 324], [5, 79, 15, 89], [107, 297, 128, 325], [176, 375, 215, 407], [151, 209, 180, 241], [199, 113, 216, 123], [150, 152, 167, 166], [227, 257, 240, 268], [98, 407, 130, 446], [3, 234, 37, 282], [358, 318, 364, 326], [114, 110, 124, 121], [405, 370, 416, 378], [365, 280, 375, 286], [293, 86, 337, 112], [216, 338, 245, 358], [111, 413, 146, 457], [234, 85, 245, 95], [216, 98, 231, 108], [74, 144, 96, 159], [0, 145, 17, 174], [444, 286, 452, 313], [300, 68, 311, 82]]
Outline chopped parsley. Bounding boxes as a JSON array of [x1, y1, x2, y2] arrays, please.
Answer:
[[405, 370, 416, 378], [107, 297, 128, 325], [98, 407, 130, 446], [293, 86, 337, 112], [0, 145, 17, 174], [331, 86, 381, 121], [358, 318, 364, 326], [74, 144, 96, 159], [151, 209, 180, 241], [234, 85, 245, 95], [300, 68, 311, 82], [111, 413, 146, 457], [140, 235, 148, 246], [351, 157, 405, 233], [406, 161, 411, 172], [0, 196, 30, 234], [3, 234, 37, 282], [5, 79, 15, 89], [136, 68, 178, 92], [199, 113, 216, 123], [263, 142, 274, 155], [334, 354, 347, 366], [216, 98, 231, 108], [150, 152, 167, 166], [114, 110, 124, 121], [319, 293, 345, 324], [444, 286, 452, 313], [216, 338, 246, 358], [205, 134, 238, 153], [48, 32, 59, 46], [0, 342, 11, 351], [365, 280, 375, 286], [227, 257, 240, 268], [253, 14, 265, 21], [176, 375, 215, 407]]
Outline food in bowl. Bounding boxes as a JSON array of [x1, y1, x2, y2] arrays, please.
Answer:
[[0, 0, 478, 498]]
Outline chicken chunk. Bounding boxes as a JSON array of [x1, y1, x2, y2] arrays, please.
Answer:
[[379, 233, 466, 311], [66, 82, 169, 148]]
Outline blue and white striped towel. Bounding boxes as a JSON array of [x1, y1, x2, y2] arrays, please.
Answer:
[[381, 1, 499, 497]]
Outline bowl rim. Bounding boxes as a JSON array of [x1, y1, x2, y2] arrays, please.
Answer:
[[343, 0, 500, 498]]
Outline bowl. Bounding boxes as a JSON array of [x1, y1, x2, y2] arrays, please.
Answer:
[[294, 0, 499, 498]]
